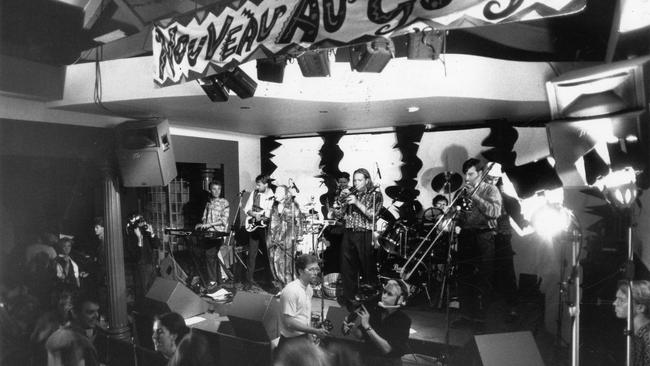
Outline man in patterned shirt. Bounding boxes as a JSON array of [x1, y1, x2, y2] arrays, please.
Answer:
[[339, 168, 383, 310], [453, 158, 502, 329], [196, 180, 230, 284]]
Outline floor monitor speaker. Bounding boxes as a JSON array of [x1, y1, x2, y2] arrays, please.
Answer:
[[115, 119, 177, 187], [449, 331, 544, 366], [144, 277, 208, 319], [227, 291, 280, 341]]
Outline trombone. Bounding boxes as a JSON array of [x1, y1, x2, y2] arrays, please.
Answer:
[[400, 162, 495, 281]]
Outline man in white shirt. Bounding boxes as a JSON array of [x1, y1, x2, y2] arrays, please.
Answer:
[[278, 254, 329, 351]]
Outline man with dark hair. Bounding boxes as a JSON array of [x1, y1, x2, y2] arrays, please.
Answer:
[[195, 180, 230, 284], [125, 214, 159, 302], [453, 158, 502, 329], [45, 294, 103, 366], [340, 168, 383, 310], [278, 254, 329, 351], [243, 174, 275, 289]]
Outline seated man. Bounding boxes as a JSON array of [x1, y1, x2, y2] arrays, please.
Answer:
[[343, 280, 412, 366]]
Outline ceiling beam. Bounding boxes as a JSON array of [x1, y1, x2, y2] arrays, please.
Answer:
[[112, 0, 145, 31], [81, 25, 152, 61]]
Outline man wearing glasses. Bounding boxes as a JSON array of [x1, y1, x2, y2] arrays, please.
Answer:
[[277, 254, 329, 352]]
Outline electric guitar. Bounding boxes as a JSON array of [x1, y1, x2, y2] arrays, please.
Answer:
[[245, 212, 269, 232]]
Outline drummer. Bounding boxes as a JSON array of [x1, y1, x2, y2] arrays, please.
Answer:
[[422, 194, 449, 224]]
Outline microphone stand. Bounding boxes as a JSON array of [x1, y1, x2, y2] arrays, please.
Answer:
[[227, 192, 248, 282]]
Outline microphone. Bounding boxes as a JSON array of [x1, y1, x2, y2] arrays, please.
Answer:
[[238, 189, 246, 196], [375, 162, 382, 180], [289, 179, 300, 193]]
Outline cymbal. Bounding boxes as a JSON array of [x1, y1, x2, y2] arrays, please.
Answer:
[[431, 172, 463, 193]]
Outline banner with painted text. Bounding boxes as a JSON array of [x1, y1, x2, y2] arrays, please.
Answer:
[[153, 0, 585, 87]]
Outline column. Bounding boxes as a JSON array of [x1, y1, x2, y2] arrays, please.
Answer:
[[101, 163, 130, 340]]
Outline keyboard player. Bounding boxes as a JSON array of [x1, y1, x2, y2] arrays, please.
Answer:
[[195, 180, 230, 284]]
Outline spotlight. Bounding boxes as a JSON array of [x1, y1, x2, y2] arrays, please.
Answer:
[[350, 38, 394, 73], [217, 66, 257, 99], [257, 57, 286, 83], [593, 167, 638, 208], [297, 50, 330, 77], [530, 203, 571, 242], [197, 75, 229, 102]]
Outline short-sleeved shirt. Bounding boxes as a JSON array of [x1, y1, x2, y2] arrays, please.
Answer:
[[202, 197, 230, 232], [279, 279, 313, 338], [363, 306, 411, 365]]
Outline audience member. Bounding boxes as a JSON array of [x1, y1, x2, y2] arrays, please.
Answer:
[[167, 330, 215, 366], [614, 280, 650, 366], [273, 336, 329, 366], [152, 312, 190, 360], [45, 294, 102, 366], [30, 290, 74, 365], [53, 238, 81, 290]]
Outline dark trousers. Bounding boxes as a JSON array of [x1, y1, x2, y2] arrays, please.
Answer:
[[340, 229, 378, 302], [247, 227, 270, 283], [494, 233, 518, 307], [457, 229, 495, 320], [204, 239, 224, 283]]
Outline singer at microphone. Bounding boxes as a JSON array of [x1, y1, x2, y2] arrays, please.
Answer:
[[341, 280, 411, 364], [289, 179, 300, 193]]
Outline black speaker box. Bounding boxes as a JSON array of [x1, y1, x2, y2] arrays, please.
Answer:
[[115, 119, 177, 187], [449, 331, 544, 366], [144, 277, 208, 319], [227, 291, 280, 342]]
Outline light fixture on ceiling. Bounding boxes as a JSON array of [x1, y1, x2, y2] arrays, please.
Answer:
[[257, 57, 287, 83], [349, 37, 394, 73], [218, 66, 257, 99], [407, 106, 420, 113], [297, 50, 331, 77], [197, 75, 229, 102]]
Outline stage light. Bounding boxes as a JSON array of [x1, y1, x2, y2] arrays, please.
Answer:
[[407, 106, 419, 113], [593, 167, 638, 208], [197, 75, 229, 102], [530, 202, 571, 242], [217, 66, 257, 99], [407, 30, 444, 60], [350, 38, 394, 73], [257, 57, 286, 83], [297, 50, 330, 77]]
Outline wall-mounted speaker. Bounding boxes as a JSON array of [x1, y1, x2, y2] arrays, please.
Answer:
[[546, 55, 650, 120], [144, 277, 208, 319], [115, 119, 177, 187], [227, 291, 280, 342]]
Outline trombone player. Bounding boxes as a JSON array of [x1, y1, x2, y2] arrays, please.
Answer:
[[452, 158, 502, 330]]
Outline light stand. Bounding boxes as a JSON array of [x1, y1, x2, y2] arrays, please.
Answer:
[[597, 168, 637, 366]]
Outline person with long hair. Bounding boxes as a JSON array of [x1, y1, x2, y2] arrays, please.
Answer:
[[152, 312, 190, 360], [339, 168, 383, 310], [167, 331, 215, 366], [614, 280, 650, 366]]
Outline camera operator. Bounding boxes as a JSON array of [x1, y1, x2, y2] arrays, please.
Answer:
[[125, 213, 160, 303]]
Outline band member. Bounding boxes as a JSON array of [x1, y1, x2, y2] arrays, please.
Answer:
[[421, 194, 449, 225], [195, 180, 230, 284], [340, 168, 383, 310], [268, 185, 303, 286], [453, 158, 502, 329], [343, 280, 411, 366], [243, 174, 275, 289], [278, 254, 329, 352], [125, 214, 160, 302], [322, 172, 350, 275]]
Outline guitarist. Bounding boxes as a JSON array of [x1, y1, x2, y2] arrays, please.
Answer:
[[243, 174, 275, 290]]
